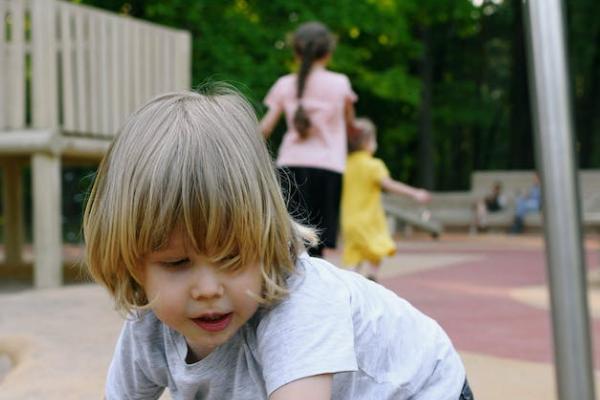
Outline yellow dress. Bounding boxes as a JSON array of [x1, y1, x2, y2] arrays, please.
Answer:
[[341, 151, 396, 266]]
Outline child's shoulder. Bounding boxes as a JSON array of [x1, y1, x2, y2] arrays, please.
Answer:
[[117, 311, 179, 364], [124, 310, 167, 340], [349, 152, 387, 169], [273, 73, 296, 86], [320, 68, 350, 80], [259, 255, 357, 318], [288, 254, 352, 294], [314, 69, 352, 87], [253, 256, 361, 389], [368, 156, 389, 175], [266, 74, 296, 97]]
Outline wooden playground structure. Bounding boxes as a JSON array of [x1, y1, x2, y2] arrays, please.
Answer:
[[0, 0, 191, 288]]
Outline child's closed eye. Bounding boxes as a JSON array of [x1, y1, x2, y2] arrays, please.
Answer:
[[160, 258, 191, 268]]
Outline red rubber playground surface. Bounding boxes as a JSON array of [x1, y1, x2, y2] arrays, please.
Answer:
[[388, 243, 600, 364], [330, 233, 600, 399]]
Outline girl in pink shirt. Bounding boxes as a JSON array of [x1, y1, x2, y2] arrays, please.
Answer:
[[261, 21, 357, 257]]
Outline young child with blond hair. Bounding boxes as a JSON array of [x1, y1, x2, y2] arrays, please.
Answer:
[[84, 87, 473, 399], [342, 118, 431, 281]]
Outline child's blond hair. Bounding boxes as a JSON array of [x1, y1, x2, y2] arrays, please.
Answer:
[[83, 86, 315, 313], [348, 117, 376, 153]]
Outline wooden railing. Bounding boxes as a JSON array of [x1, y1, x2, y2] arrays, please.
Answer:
[[0, 0, 191, 138]]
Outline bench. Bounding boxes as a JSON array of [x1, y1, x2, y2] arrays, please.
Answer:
[[383, 170, 600, 234]]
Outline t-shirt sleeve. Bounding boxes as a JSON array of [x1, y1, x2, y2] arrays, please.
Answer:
[[263, 78, 285, 114], [371, 159, 390, 185], [105, 320, 165, 400], [255, 261, 358, 395], [343, 75, 358, 103]]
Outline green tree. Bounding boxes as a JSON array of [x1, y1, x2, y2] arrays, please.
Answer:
[[76, 0, 600, 190], [566, 0, 600, 167]]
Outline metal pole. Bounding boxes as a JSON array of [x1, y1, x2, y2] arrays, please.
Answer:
[[522, 1, 596, 399]]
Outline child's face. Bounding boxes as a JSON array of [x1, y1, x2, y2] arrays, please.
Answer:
[[141, 230, 262, 361]]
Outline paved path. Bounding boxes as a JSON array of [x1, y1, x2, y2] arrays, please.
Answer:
[[1, 233, 600, 399]]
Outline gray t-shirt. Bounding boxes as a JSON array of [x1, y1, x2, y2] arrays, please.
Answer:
[[106, 255, 465, 399]]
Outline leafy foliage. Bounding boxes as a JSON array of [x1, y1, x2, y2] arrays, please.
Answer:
[[76, 0, 599, 190]]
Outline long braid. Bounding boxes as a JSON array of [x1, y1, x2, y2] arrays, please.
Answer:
[[292, 22, 335, 139], [293, 42, 315, 138]]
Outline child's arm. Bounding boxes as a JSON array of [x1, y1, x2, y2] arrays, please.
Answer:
[[344, 98, 358, 136], [381, 177, 431, 203], [269, 374, 333, 400], [260, 107, 281, 138]]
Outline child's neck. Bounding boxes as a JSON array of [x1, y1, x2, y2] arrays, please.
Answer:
[[313, 59, 328, 68], [355, 148, 373, 156], [361, 147, 375, 156], [310, 55, 330, 70]]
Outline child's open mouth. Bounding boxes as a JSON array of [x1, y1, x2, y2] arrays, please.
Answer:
[[192, 313, 233, 332]]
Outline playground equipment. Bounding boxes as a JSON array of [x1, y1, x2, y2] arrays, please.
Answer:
[[0, 0, 191, 288], [524, 0, 595, 398], [383, 199, 442, 239]]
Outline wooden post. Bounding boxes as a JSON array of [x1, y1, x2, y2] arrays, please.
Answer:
[[74, 8, 89, 133], [88, 10, 101, 135], [2, 160, 24, 266], [0, 0, 6, 130], [30, 0, 62, 288], [31, 0, 58, 129], [98, 14, 110, 135], [109, 16, 120, 135], [142, 24, 152, 102], [131, 22, 142, 112], [32, 152, 62, 288], [8, 0, 26, 129], [175, 31, 192, 90], [59, 3, 76, 132]]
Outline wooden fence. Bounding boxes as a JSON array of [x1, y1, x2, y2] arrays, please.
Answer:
[[0, 0, 191, 288], [0, 0, 191, 137]]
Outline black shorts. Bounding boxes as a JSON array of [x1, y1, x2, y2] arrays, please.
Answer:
[[459, 379, 474, 399], [278, 166, 342, 257]]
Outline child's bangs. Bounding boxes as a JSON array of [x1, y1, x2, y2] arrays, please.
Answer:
[[132, 122, 270, 270], [130, 170, 263, 271], [177, 155, 267, 270]]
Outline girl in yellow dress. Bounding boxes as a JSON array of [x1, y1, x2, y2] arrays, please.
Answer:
[[341, 118, 431, 281]]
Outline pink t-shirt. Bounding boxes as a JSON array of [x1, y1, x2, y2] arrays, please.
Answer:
[[264, 68, 357, 173]]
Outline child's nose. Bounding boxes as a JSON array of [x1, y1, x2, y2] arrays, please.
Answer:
[[190, 266, 224, 300]]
